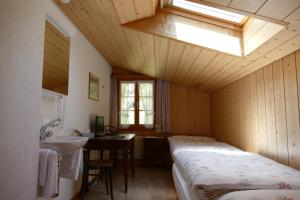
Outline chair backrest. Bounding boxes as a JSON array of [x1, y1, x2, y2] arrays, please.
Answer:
[[82, 139, 101, 164]]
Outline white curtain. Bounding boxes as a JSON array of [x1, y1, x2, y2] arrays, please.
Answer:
[[155, 80, 171, 133], [110, 78, 118, 127]]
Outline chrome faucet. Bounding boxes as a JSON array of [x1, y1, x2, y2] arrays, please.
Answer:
[[40, 118, 61, 141]]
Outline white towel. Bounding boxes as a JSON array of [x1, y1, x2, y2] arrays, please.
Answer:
[[60, 148, 82, 180], [38, 149, 51, 186], [38, 150, 59, 198]]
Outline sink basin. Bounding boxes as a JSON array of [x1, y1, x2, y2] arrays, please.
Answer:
[[40, 136, 89, 155]]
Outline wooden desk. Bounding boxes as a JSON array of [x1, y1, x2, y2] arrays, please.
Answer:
[[89, 133, 136, 193]]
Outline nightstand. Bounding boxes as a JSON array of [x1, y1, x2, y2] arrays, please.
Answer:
[[143, 136, 172, 167]]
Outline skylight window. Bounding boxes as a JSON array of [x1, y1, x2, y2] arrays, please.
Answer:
[[174, 22, 242, 56], [172, 0, 246, 24]]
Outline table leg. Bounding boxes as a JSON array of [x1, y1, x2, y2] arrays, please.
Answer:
[[130, 141, 135, 178], [123, 147, 128, 193]]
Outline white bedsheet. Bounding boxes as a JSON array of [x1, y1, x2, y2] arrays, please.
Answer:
[[218, 190, 300, 200], [173, 163, 202, 200], [168, 135, 220, 155], [174, 150, 300, 200]]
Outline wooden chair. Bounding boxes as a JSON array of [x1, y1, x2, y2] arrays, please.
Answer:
[[80, 140, 114, 200], [104, 125, 132, 167]]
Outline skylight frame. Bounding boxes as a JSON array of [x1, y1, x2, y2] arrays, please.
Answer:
[[171, 0, 248, 25]]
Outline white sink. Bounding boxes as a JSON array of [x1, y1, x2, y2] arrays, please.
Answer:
[[40, 136, 88, 155]]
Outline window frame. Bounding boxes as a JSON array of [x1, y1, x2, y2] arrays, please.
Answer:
[[170, 0, 248, 25], [117, 78, 156, 131]]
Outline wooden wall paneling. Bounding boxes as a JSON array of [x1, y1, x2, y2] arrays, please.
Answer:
[[111, 0, 157, 24], [170, 84, 189, 134], [92, 0, 139, 69], [111, 0, 138, 24], [256, 0, 300, 20], [249, 73, 259, 153], [285, 7, 300, 29], [200, 59, 239, 91], [195, 54, 235, 89], [243, 19, 267, 45], [207, 57, 273, 90], [283, 52, 300, 169], [138, 32, 156, 77], [55, 1, 118, 66], [134, 0, 157, 19], [212, 56, 274, 92], [238, 77, 253, 151], [123, 28, 146, 72], [296, 50, 300, 168], [185, 49, 218, 87], [199, 57, 240, 90], [165, 40, 186, 81], [43, 21, 70, 93], [211, 50, 300, 170], [70, 0, 127, 66], [256, 69, 268, 156], [263, 64, 278, 161], [204, 59, 249, 91], [154, 36, 170, 79], [265, 34, 300, 61], [244, 22, 284, 56], [173, 45, 202, 84], [229, 0, 267, 13], [272, 58, 289, 165], [188, 89, 210, 135], [55, 0, 300, 94], [243, 7, 300, 63], [123, 10, 242, 56], [218, 33, 300, 90], [169, 84, 210, 135]]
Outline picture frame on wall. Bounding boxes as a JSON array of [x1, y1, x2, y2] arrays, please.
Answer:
[[88, 72, 99, 101]]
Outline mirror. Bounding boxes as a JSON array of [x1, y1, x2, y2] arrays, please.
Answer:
[[42, 20, 70, 95]]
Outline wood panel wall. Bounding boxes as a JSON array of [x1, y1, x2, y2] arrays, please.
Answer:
[[211, 49, 300, 170], [170, 84, 210, 136]]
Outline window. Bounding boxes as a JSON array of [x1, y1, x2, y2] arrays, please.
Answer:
[[119, 80, 154, 129], [172, 0, 247, 24]]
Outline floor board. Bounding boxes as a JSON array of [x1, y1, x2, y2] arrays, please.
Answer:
[[85, 166, 178, 200]]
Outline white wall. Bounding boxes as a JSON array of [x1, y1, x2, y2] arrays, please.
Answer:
[[55, 31, 112, 200], [0, 0, 46, 199]]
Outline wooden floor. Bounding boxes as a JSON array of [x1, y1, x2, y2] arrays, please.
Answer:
[[85, 166, 178, 200]]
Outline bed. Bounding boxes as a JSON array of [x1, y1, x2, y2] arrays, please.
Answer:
[[218, 190, 300, 200], [169, 136, 300, 200]]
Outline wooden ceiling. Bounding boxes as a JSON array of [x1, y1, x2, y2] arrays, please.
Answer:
[[54, 0, 300, 93]]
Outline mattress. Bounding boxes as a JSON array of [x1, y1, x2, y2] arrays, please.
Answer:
[[174, 149, 300, 200], [173, 163, 202, 200], [218, 190, 300, 200]]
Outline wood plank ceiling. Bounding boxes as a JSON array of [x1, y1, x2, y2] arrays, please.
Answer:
[[54, 0, 300, 93]]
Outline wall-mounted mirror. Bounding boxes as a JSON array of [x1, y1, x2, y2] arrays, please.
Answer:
[[42, 20, 70, 95]]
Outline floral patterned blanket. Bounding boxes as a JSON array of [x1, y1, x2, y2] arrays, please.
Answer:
[[174, 150, 300, 200], [218, 190, 300, 200]]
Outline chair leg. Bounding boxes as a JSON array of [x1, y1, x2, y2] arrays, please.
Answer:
[[105, 168, 109, 195], [108, 168, 113, 200]]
